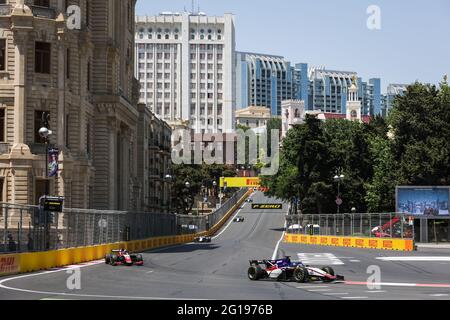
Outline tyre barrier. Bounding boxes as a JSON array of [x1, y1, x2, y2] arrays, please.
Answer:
[[284, 234, 415, 252], [0, 189, 253, 277]]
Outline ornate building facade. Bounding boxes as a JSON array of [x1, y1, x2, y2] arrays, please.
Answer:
[[0, 0, 171, 211]]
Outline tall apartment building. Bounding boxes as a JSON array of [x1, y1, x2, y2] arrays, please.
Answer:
[[385, 83, 408, 115], [358, 78, 381, 116], [0, 0, 171, 212], [308, 67, 357, 114], [135, 12, 236, 134], [307, 67, 381, 116], [235, 52, 299, 116]]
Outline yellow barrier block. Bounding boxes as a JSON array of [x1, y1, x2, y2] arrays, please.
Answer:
[[284, 234, 414, 252]]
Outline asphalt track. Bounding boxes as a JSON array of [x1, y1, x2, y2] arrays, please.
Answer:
[[1, 192, 450, 300]]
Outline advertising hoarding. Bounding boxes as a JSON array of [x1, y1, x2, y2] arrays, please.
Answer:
[[396, 186, 449, 216]]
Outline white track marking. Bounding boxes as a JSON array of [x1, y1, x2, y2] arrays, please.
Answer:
[[377, 257, 450, 262], [342, 296, 369, 299], [323, 292, 349, 296], [272, 221, 286, 260], [307, 289, 332, 292], [0, 271, 207, 300], [346, 281, 450, 288], [349, 260, 361, 263], [365, 290, 387, 293], [430, 294, 449, 297], [297, 253, 344, 266]]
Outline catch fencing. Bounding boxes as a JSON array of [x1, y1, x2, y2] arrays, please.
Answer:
[[0, 189, 247, 254], [286, 213, 414, 239]]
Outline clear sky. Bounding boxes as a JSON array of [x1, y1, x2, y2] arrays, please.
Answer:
[[136, 0, 450, 93]]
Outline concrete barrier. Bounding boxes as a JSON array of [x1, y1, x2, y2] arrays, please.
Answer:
[[2, 189, 252, 276], [284, 234, 415, 251]]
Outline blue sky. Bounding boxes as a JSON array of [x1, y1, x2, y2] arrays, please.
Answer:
[[136, 0, 450, 93]]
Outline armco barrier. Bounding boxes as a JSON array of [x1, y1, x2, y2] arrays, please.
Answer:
[[284, 234, 415, 252], [3, 189, 252, 276]]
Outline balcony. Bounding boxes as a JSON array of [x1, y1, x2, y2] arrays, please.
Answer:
[[30, 5, 56, 19], [0, 4, 11, 16]]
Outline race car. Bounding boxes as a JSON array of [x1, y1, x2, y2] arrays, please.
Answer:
[[234, 216, 245, 222], [247, 256, 344, 283], [105, 249, 144, 266], [194, 236, 212, 243]]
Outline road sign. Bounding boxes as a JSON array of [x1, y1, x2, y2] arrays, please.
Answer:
[[41, 196, 64, 212], [335, 198, 343, 206]]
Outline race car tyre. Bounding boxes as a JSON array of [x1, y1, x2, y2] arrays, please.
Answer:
[[110, 254, 117, 266], [322, 266, 335, 276], [293, 266, 308, 283], [105, 254, 111, 264], [248, 265, 263, 281], [136, 254, 143, 263]]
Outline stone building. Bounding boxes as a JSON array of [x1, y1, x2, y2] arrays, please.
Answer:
[[137, 103, 172, 213], [0, 0, 170, 211]]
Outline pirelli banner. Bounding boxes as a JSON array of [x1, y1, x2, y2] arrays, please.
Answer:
[[0, 254, 20, 276], [220, 177, 261, 188], [284, 234, 415, 252], [252, 204, 283, 210]]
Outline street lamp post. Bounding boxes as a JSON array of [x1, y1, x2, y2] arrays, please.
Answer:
[[165, 174, 173, 213], [38, 112, 53, 250], [184, 181, 191, 215], [212, 181, 217, 208], [333, 170, 345, 214]]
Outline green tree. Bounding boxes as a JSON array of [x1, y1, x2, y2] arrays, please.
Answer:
[[389, 80, 450, 186]]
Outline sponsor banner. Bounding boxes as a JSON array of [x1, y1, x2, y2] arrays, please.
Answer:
[[396, 186, 450, 216], [220, 177, 261, 188], [284, 234, 414, 252], [48, 148, 60, 177], [252, 204, 282, 210], [0, 254, 20, 276]]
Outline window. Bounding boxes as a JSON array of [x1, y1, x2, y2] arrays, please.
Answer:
[[0, 109, 4, 142], [34, 0, 50, 7], [35, 42, 51, 74], [0, 39, 5, 71]]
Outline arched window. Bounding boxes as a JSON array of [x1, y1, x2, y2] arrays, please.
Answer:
[[165, 34, 169, 40]]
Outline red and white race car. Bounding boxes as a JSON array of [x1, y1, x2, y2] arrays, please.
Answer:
[[105, 249, 144, 266]]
